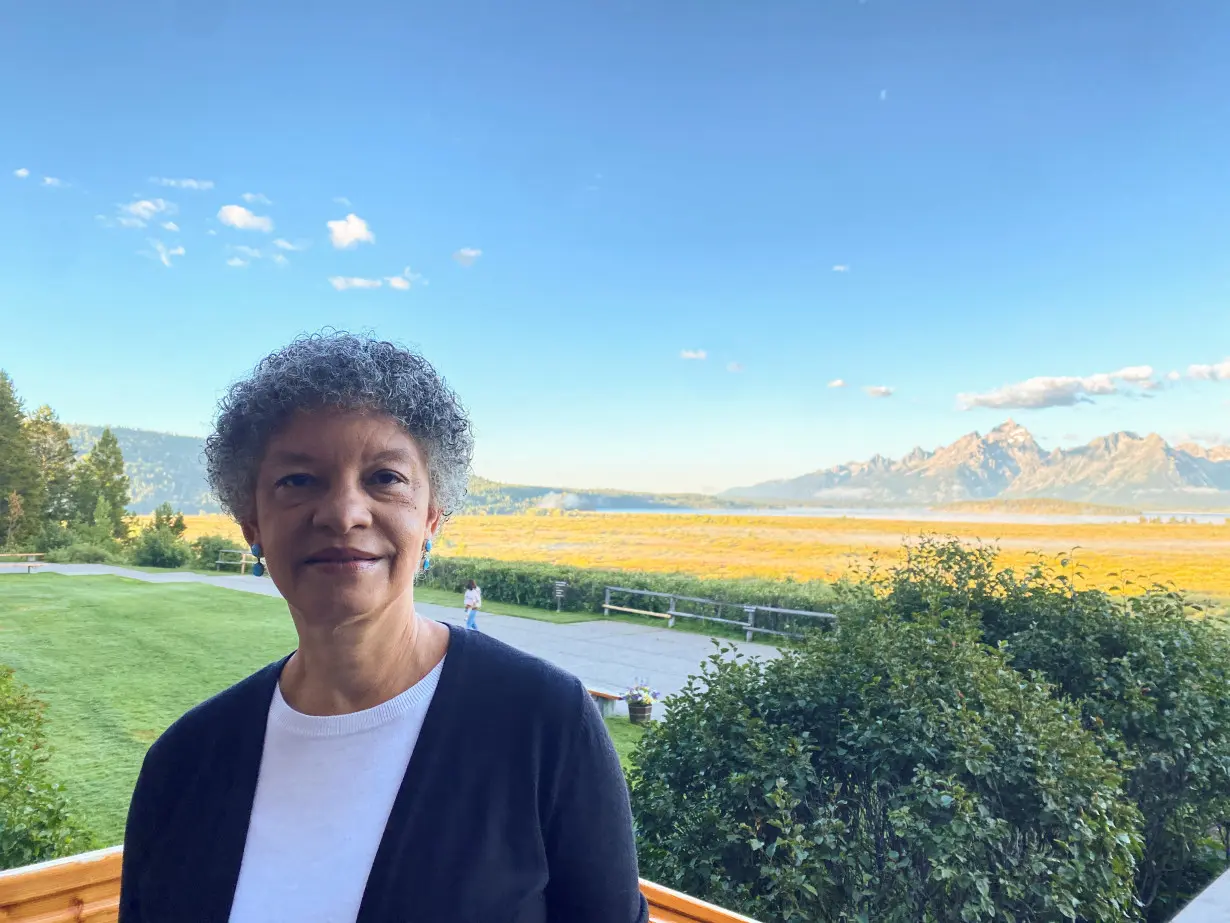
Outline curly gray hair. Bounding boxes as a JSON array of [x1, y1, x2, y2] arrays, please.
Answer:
[[205, 331, 474, 522]]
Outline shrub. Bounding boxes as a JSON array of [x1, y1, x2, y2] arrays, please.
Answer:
[[631, 611, 1141, 922], [868, 537, 1230, 921], [423, 555, 834, 625], [191, 533, 241, 570], [130, 527, 191, 568], [44, 542, 125, 564], [0, 666, 93, 869]]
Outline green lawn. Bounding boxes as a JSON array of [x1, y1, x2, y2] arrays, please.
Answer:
[[0, 573, 628, 846], [604, 715, 646, 771]]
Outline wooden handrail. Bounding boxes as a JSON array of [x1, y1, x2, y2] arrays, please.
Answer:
[[0, 847, 760, 922]]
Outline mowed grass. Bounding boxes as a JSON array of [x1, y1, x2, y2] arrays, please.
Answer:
[[0, 574, 299, 844], [0, 574, 626, 845], [604, 715, 645, 771]]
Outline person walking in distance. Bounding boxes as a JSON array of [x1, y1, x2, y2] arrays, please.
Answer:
[[463, 580, 482, 630]]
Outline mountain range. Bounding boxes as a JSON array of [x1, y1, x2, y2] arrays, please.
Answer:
[[722, 421, 1230, 509]]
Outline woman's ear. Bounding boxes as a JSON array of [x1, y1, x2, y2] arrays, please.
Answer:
[[240, 521, 260, 550], [426, 507, 443, 538]]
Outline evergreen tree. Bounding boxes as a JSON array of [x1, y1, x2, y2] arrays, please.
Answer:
[[76, 428, 130, 540], [0, 371, 42, 547], [23, 405, 77, 526]]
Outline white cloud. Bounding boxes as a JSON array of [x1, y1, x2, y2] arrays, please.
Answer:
[[452, 247, 482, 267], [151, 177, 214, 190], [206, 229, 217, 236], [271, 253, 288, 266], [680, 349, 707, 360], [387, 276, 411, 290], [116, 217, 146, 229], [13, 168, 29, 178], [958, 365, 1157, 410], [241, 192, 272, 205], [329, 276, 383, 290], [122, 198, 175, 221], [832, 264, 850, 272], [1167, 370, 1182, 382], [42, 176, 64, 187], [1188, 358, 1230, 381], [828, 378, 847, 388], [327, 213, 374, 248], [232, 245, 263, 258], [161, 221, 179, 232], [273, 238, 307, 251], [333, 196, 351, 207], [150, 240, 185, 268], [218, 204, 274, 232], [226, 257, 249, 268], [386, 267, 427, 290], [864, 385, 894, 398], [727, 362, 745, 373]]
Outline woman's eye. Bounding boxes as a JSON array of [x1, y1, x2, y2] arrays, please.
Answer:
[[275, 473, 314, 489], [370, 470, 405, 486]]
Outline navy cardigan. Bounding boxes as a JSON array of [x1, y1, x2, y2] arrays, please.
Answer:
[[119, 624, 648, 923]]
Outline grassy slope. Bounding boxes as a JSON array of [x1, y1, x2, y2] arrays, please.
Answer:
[[0, 574, 624, 845]]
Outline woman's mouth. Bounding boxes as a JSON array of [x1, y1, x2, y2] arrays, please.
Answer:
[[303, 548, 383, 573]]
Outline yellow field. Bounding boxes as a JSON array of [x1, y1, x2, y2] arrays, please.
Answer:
[[162, 511, 1230, 603]]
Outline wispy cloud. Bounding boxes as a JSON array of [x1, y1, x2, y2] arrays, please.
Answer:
[[864, 385, 894, 398], [726, 362, 745, 373], [680, 349, 707, 361], [13, 168, 29, 179], [226, 257, 249, 268], [115, 217, 146, 229], [151, 177, 214, 190], [218, 204, 274, 232], [385, 267, 426, 290], [232, 245, 263, 258], [828, 379, 847, 388], [1188, 357, 1230, 381], [149, 239, 185, 268], [121, 198, 176, 222], [273, 238, 308, 251], [161, 221, 179, 232], [42, 176, 64, 187], [880, 89, 888, 102], [333, 196, 351, 207], [271, 253, 288, 266], [327, 213, 374, 248], [832, 264, 850, 272], [206, 229, 218, 236], [958, 365, 1157, 410], [387, 276, 411, 291], [329, 276, 383, 291], [452, 247, 482, 267], [241, 192, 272, 205]]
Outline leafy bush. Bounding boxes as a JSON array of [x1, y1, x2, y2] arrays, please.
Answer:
[[130, 527, 191, 568], [868, 537, 1230, 921], [423, 555, 834, 622], [0, 666, 93, 869], [631, 610, 1141, 922], [44, 542, 125, 564], [191, 533, 242, 570]]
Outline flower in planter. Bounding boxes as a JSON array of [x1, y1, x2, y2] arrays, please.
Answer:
[[624, 683, 661, 705]]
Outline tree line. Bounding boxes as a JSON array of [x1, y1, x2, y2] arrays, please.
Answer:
[[0, 370, 132, 552]]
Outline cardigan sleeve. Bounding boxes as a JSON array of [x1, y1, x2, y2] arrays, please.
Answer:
[[542, 683, 648, 923], [118, 744, 163, 922]]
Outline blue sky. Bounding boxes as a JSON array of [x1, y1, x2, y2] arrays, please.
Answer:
[[1, 0, 1227, 493]]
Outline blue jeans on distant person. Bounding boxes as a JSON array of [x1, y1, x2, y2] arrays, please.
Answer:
[[465, 607, 478, 630]]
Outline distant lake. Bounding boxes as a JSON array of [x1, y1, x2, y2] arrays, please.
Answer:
[[596, 507, 1230, 526]]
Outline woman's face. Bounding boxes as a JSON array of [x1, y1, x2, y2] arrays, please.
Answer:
[[243, 408, 440, 626]]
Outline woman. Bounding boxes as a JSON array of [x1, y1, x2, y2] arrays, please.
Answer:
[[119, 332, 647, 923], [463, 579, 481, 630]]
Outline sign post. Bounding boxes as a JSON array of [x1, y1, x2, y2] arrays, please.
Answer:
[[553, 580, 568, 612]]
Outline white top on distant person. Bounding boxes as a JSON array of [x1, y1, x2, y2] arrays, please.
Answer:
[[464, 580, 481, 630]]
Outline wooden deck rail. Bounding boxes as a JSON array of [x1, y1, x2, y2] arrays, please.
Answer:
[[0, 846, 761, 922]]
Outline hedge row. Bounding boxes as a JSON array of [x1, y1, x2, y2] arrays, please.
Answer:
[[421, 555, 835, 623]]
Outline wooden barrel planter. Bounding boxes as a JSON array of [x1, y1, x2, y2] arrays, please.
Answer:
[[628, 700, 653, 724]]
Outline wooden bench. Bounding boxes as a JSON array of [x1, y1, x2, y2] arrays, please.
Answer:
[[0, 846, 762, 922], [215, 549, 259, 574], [589, 687, 622, 718], [0, 553, 45, 574]]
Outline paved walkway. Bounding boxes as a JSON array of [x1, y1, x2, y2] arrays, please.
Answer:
[[32, 565, 780, 714]]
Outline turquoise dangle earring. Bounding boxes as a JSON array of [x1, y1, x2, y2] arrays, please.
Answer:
[[250, 543, 265, 577], [422, 538, 432, 572]]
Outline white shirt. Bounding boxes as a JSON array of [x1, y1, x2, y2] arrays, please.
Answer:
[[464, 587, 481, 608], [228, 659, 444, 923]]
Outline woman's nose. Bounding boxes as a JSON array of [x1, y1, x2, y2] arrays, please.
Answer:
[[313, 480, 374, 533]]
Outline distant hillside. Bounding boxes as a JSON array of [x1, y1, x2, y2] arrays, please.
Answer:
[[68, 426, 216, 515], [724, 420, 1230, 510], [65, 426, 746, 516]]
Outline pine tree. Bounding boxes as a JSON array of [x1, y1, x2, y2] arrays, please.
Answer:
[[85, 428, 130, 540], [0, 371, 42, 548], [23, 405, 77, 526]]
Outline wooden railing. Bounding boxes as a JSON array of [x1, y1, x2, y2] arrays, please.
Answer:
[[0, 552, 45, 574], [0, 846, 760, 922]]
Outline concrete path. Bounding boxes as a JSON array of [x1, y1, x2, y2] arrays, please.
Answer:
[[30, 565, 781, 714]]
